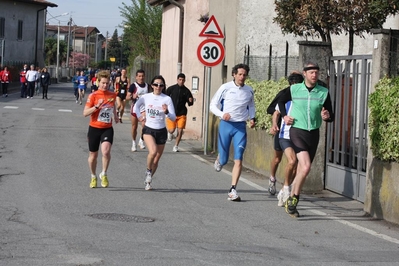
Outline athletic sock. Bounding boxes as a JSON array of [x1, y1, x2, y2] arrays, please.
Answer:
[[229, 185, 236, 192], [270, 176, 276, 182]]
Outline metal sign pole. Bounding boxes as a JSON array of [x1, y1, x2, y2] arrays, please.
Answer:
[[204, 66, 211, 155]]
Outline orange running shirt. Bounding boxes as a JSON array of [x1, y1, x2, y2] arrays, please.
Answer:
[[86, 89, 117, 128]]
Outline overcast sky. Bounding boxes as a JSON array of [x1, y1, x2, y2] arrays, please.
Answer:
[[48, 0, 126, 37]]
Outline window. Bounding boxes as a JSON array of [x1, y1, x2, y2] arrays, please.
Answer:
[[0, 17, 5, 38], [18, 20, 23, 40]]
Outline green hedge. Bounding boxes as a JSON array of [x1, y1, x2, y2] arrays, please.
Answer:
[[369, 76, 399, 162], [246, 78, 289, 130]]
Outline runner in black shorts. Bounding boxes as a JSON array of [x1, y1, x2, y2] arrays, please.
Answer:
[[115, 69, 129, 123], [133, 75, 176, 190], [83, 70, 119, 189], [267, 72, 303, 196], [278, 62, 334, 217]]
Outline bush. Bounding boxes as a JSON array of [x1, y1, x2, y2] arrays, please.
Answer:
[[246, 78, 289, 130], [369, 76, 399, 162]]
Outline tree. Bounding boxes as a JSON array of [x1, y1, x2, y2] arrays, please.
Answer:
[[120, 0, 162, 62], [44, 38, 68, 65], [273, 0, 399, 55], [107, 29, 122, 66], [69, 52, 90, 69]]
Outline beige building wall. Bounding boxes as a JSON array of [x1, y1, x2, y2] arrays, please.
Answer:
[[159, 0, 209, 140]]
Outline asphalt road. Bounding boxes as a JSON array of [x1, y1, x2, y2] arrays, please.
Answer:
[[1, 83, 399, 266]]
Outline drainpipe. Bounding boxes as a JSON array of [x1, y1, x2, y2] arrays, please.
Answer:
[[35, 7, 47, 66], [168, 0, 184, 74]]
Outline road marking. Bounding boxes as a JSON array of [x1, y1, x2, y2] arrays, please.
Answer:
[[190, 152, 399, 245], [32, 108, 45, 111], [4, 106, 18, 109], [307, 208, 399, 244], [58, 109, 72, 112]]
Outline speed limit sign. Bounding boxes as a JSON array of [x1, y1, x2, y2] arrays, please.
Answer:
[[197, 39, 225, 67]]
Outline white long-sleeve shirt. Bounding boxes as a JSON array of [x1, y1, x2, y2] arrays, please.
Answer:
[[26, 70, 38, 82], [134, 93, 176, 129], [209, 80, 256, 122]]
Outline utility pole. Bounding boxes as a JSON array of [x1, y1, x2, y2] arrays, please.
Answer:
[[66, 16, 72, 68], [56, 20, 60, 83]]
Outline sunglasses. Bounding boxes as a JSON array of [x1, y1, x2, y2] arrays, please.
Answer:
[[152, 83, 165, 88]]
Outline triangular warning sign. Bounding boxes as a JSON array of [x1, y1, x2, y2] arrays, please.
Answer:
[[199, 15, 224, 38]]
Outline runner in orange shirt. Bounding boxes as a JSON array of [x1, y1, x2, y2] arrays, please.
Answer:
[[83, 70, 119, 188]]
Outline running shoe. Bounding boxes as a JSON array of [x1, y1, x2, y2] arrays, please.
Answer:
[[228, 188, 241, 201], [76, 100, 78, 104], [172, 145, 179, 152], [90, 177, 97, 188], [277, 189, 284, 207], [214, 159, 222, 172], [268, 178, 276, 195], [139, 139, 146, 149], [131, 143, 137, 152], [285, 196, 300, 217], [167, 132, 173, 141], [99, 172, 109, 188], [144, 171, 152, 190]]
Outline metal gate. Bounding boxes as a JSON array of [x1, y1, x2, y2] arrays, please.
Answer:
[[325, 55, 372, 202]]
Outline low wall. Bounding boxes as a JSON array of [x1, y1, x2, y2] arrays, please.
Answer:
[[365, 158, 399, 224]]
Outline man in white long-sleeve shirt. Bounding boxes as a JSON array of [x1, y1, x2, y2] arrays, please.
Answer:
[[209, 64, 256, 201], [25, 64, 38, 98]]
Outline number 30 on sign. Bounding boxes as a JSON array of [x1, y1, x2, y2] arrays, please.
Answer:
[[197, 39, 225, 67]]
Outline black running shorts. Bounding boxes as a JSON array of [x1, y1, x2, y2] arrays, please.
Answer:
[[87, 126, 114, 152], [142, 126, 167, 145]]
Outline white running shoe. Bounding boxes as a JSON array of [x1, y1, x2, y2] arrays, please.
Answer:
[[277, 189, 284, 207], [131, 143, 137, 152], [139, 139, 145, 149], [172, 145, 179, 152], [145, 183, 152, 191], [144, 171, 152, 190], [277, 189, 290, 207], [214, 159, 222, 172], [228, 188, 241, 201], [167, 132, 173, 141]]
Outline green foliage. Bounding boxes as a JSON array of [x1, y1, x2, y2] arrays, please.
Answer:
[[120, 0, 162, 62], [44, 38, 67, 66], [369, 76, 399, 162], [273, 0, 399, 55], [107, 29, 122, 65], [246, 78, 289, 130]]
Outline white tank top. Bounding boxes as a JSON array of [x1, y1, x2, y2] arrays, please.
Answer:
[[135, 82, 149, 97]]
